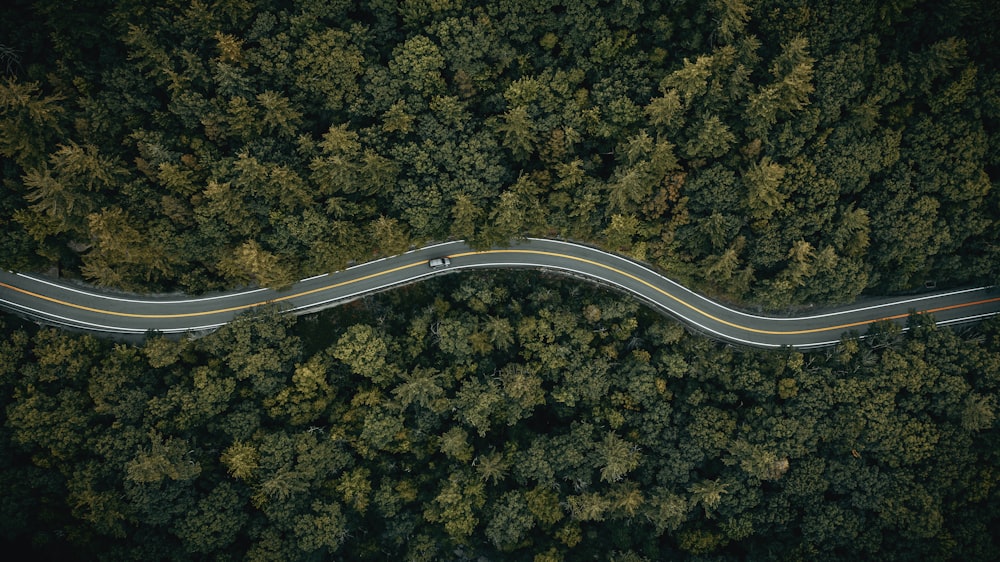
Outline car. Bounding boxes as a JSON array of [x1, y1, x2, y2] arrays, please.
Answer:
[[428, 257, 451, 268]]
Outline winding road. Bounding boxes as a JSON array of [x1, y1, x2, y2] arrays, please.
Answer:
[[1, 238, 998, 349]]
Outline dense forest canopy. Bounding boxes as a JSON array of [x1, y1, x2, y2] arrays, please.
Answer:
[[2, 272, 1000, 560], [2, 0, 1000, 560], [0, 0, 998, 306]]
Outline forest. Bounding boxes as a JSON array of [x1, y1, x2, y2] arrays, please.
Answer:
[[1, 0, 998, 305], [2, 272, 1000, 560], [1, 0, 999, 560]]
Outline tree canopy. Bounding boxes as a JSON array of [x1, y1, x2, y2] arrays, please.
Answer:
[[2, 271, 999, 560], [0, 0, 996, 303], [1, 0, 999, 560]]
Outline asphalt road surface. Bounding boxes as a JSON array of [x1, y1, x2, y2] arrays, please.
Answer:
[[1, 238, 998, 349]]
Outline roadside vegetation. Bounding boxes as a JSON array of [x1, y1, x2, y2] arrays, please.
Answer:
[[2, 272, 1000, 560], [1, 0, 999, 560], [1, 0, 998, 305]]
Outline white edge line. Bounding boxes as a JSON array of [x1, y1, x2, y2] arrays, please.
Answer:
[[0, 298, 227, 334], [8, 240, 467, 303], [283, 262, 841, 349], [3, 238, 996, 349], [343, 240, 462, 270], [346, 256, 389, 270], [286, 271, 445, 314], [6, 260, 997, 349], [526, 238, 993, 322], [404, 240, 460, 254], [438, 263, 997, 349], [937, 312, 1000, 325], [443, 262, 806, 349], [7, 239, 990, 318], [15, 273, 271, 304]]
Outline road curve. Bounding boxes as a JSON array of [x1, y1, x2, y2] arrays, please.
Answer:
[[1, 238, 998, 349]]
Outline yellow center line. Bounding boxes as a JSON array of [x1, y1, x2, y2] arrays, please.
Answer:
[[1, 250, 997, 337], [452, 249, 1000, 336], [0, 261, 422, 319]]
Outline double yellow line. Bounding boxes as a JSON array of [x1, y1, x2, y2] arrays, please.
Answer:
[[2, 250, 997, 337]]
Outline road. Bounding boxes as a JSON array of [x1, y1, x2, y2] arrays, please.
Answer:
[[1, 238, 998, 349]]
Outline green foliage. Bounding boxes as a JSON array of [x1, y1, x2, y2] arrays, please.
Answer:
[[0, 0, 993, 305], [332, 324, 396, 386], [1, 0, 999, 558], [3, 274, 1000, 560], [0, 78, 65, 168]]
